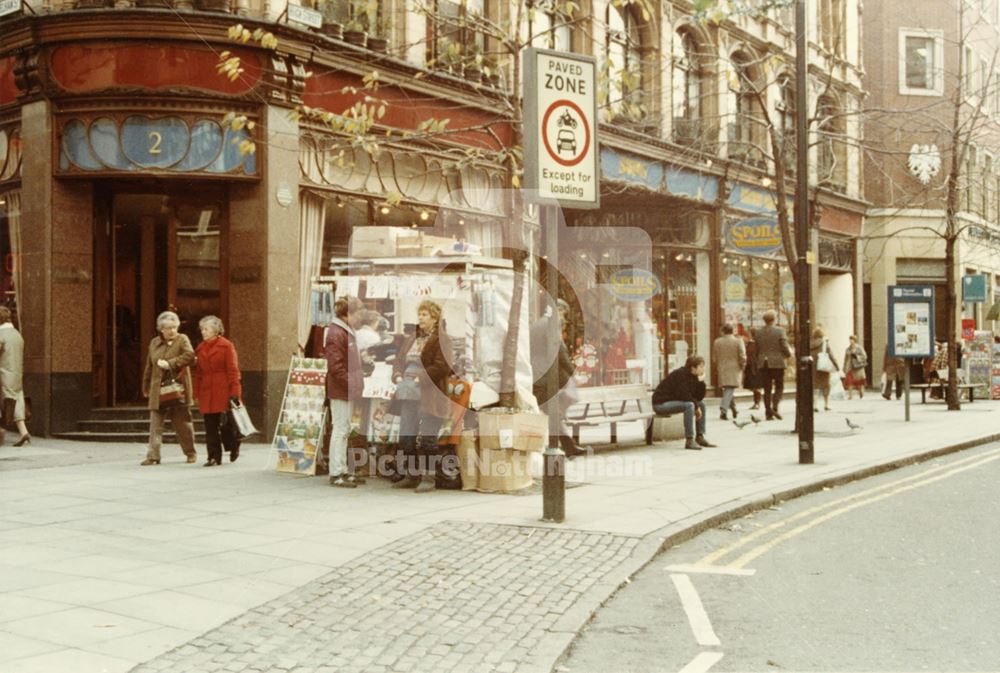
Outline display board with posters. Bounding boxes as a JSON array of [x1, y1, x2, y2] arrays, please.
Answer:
[[887, 285, 935, 358], [966, 330, 993, 394], [992, 343, 1000, 400], [273, 356, 327, 475]]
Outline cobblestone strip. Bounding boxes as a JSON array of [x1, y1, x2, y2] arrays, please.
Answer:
[[130, 521, 640, 673]]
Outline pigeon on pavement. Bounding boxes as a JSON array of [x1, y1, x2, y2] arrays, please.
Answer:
[[733, 419, 752, 429], [846, 417, 862, 430]]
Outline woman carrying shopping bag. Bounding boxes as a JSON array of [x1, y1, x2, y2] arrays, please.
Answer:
[[810, 327, 839, 411], [194, 315, 243, 466], [843, 335, 868, 399]]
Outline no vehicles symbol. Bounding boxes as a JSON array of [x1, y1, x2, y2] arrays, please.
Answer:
[[542, 99, 590, 167]]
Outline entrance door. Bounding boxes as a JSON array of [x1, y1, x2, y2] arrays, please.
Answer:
[[94, 188, 226, 406]]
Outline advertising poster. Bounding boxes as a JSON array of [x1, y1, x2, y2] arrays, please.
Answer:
[[992, 343, 1000, 400], [967, 331, 992, 394], [273, 357, 327, 475], [891, 302, 932, 357]]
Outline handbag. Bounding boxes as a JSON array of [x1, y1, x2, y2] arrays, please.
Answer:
[[2, 395, 31, 432], [816, 341, 836, 373], [228, 399, 259, 439], [158, 369, 187, 409]]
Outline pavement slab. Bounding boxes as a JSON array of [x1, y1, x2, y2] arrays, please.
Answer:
[[1, 397, 998, 672]]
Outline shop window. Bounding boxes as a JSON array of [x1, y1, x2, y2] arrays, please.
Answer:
[[324, 196, 370, 261], [654, 252, 699, 373], [0, 191, 19, 323], [721, 255, 793, 337], [777, 75, 796, 175]]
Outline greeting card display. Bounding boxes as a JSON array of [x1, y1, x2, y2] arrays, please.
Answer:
[[273, 357, 328, 475]]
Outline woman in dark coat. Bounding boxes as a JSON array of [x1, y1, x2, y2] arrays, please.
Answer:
[[391, 300, 455, 493], [141, 310, 197, 465], [742, 332, 763, 409], [194, 315, 243, 466]]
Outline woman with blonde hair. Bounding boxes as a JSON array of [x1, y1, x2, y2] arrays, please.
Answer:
[[141, 310, 198, 465], [843, 334, 868, 399], [391, 300, 454, 493], [194, 315, 243, 466], [810, 327, 838, 411]]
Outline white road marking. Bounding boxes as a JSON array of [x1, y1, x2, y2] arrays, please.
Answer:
[[665, 563, 756, 576], [677, 651, 725, 673], [670, 573, 721, 647]]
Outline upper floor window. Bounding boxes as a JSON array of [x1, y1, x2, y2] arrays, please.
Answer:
[[777, 75, 796, 175], [899, 29, 943, 96], [672, 29, 710, 146], [728, 50, 765, 167], [430, 0, 488, 71], [816, 95, 847, 192], [818, 0, 845, 56], [604, 3, 647, 124], [524, 0, 573, 51]]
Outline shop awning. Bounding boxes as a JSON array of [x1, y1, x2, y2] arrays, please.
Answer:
[[986, 298, 1000, 321]]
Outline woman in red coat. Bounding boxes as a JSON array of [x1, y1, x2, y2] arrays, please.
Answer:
[[194, 316, 243, 466]]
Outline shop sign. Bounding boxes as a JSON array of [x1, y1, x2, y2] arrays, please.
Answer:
[[608, 268, 661, 301], [724, 274, 747, 301], [523, 48, 599, 209], [724, 218, 784, 256], [287, 3, 322, 28], [962, 318, 975, 340], [600, 148, 661, 191], [0, 0, 20, 19], [58, 115, 257, 178], [962, 274, 987, 302], [666, 167, 718, 202]]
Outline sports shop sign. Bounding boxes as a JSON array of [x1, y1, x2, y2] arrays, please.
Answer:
[[523, 48, 599, 209]]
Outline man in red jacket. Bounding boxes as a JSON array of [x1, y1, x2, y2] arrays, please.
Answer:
[[326, 296, 364, 487]]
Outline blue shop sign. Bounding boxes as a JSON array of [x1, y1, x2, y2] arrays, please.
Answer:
[[608, 268, 662, 301], [723, 217, 784, 256], [962, 274, 987, 302], [600, 147, 718, 202], [58, 115, 257, 177]]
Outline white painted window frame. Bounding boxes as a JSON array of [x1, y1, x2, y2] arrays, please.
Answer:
[[898, 28, 944, 97]]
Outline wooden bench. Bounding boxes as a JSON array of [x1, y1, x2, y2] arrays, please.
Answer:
[[565, 383, 657, 447], [910, 382, 984, 403]]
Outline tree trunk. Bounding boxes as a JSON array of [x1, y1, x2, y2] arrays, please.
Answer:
[[945, 235, 960, 410], [498, 248, 527, 408]]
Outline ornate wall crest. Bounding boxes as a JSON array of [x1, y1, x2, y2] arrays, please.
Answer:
[[907, 144, 941, 185]]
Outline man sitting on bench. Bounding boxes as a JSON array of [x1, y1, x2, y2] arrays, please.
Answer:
[[652, 355, 717, 451]]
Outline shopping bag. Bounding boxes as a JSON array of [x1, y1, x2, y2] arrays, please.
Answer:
[[816, 351, 836, 373], [829, 371, 848, 400], [228, 400, 259, 439]]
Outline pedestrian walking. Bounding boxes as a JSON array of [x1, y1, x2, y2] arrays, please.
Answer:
[[193, 316, 243, 466], [141, 310, 197, 465], [753, 310, 791, 420], [712, 323, 746, 420], [843, 335, 868, 399], [530, 298, 585, 458], [0, 306, 30, 446], [652, 355, 717, 450], [810, 327, 839, 412], [326, 296, 364, 488], [742, 331, 763, 409], [882, 343, 905, 400], [392, 300, 455, 493]]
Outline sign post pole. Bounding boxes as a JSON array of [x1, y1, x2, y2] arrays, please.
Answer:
[[524, 48, 598, 523]]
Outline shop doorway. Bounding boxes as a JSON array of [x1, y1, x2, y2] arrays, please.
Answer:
[[94, 188, 226, 406]]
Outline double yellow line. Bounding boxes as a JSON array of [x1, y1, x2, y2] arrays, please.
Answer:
[[696, 447, 1000, 570]]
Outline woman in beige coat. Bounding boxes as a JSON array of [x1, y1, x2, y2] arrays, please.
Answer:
[[141, 310, 197, 465], [0, 306, 30, 446]]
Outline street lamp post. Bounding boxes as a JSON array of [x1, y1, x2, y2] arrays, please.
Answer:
[[794, 0, 814, 464]]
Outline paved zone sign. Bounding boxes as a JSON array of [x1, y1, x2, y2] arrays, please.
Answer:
[[523, 48, 599, 209]]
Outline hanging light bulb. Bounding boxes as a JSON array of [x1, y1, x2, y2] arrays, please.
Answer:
[[380, 205, 390, 215], [675, 253, 684, 261], [420, 210, 430, 221]]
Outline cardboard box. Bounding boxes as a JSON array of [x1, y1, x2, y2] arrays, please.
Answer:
[[478, 411, 548, 452], [475, 446, 533, 493], [349, 227, 401, 258], [396, 232, 458, 257], [456, 430, 479, 491]]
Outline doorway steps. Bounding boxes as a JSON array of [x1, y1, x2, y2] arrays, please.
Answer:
[[54, 407, 206, 443]]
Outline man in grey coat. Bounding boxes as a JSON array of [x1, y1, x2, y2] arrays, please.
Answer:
[[712, 323, 746, 420], [753, 310, 791, 420]]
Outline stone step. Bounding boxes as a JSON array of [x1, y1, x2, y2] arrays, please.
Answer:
[[77, 419, 206, 433], [53, 431, 207, 443]]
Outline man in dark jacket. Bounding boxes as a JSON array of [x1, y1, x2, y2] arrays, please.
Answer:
[[753, 310, 792, 420], [326, 296, 364, 487], [652, 355, 716, 450], [530, 299, 585, 457]]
